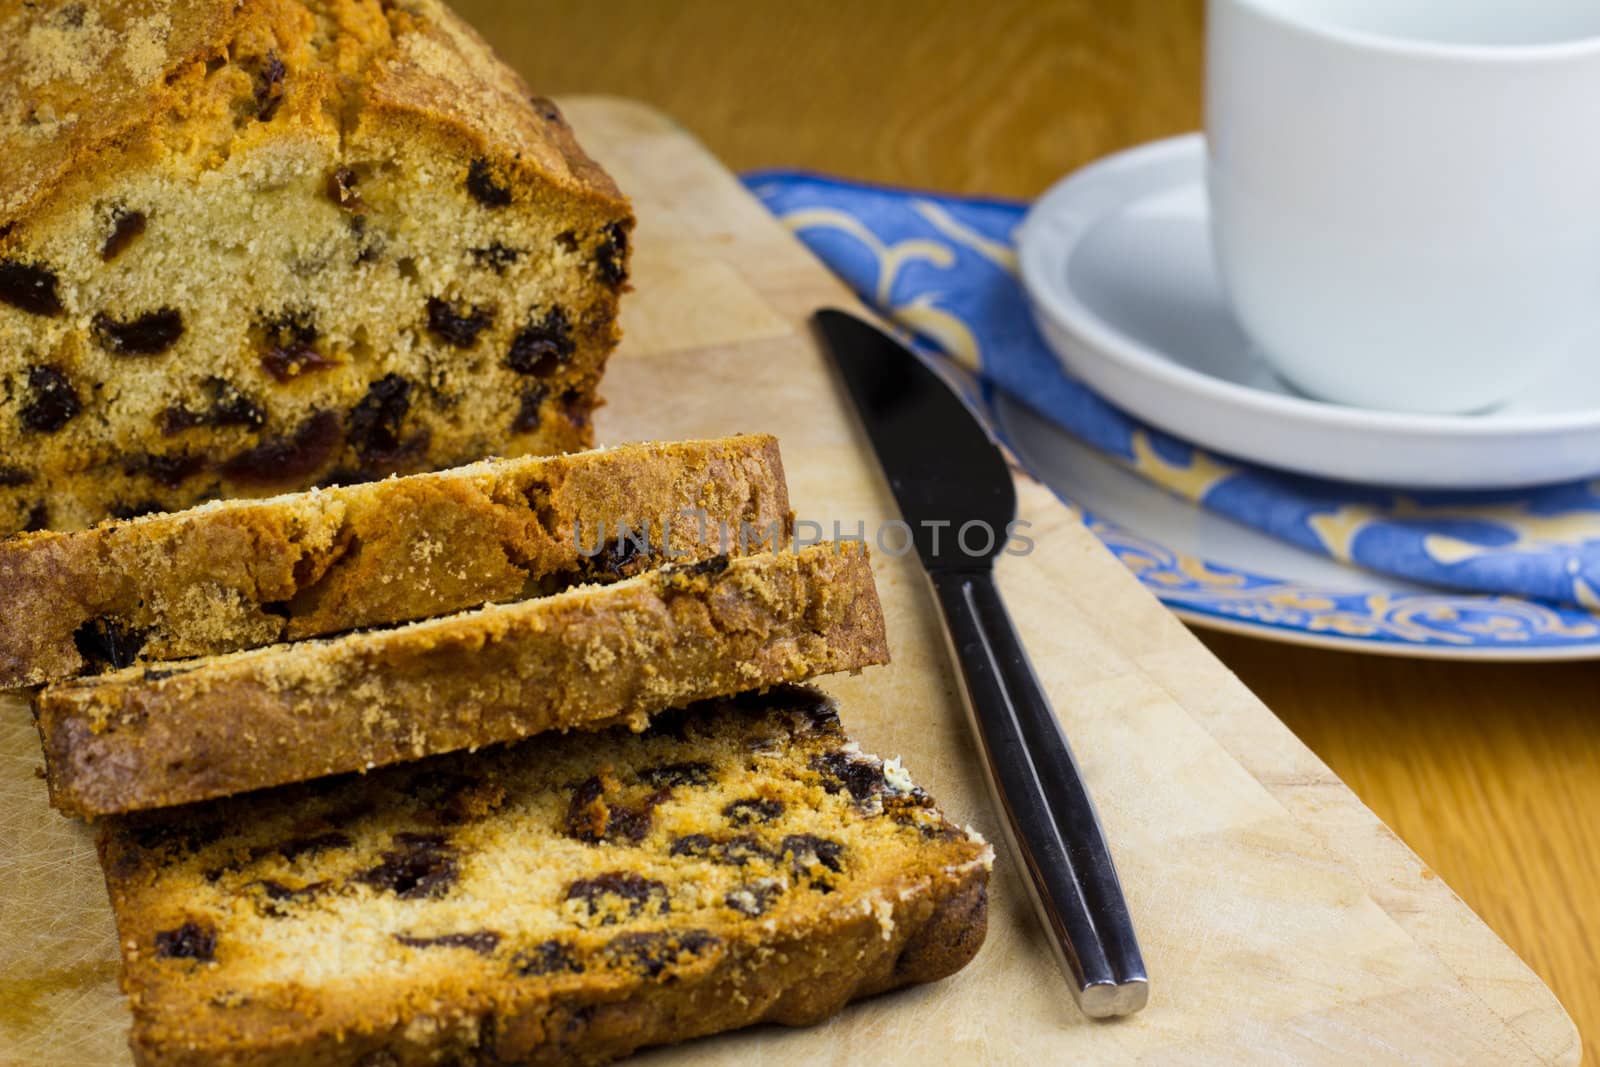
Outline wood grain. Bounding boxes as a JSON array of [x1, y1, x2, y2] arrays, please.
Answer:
[[1201, 633, 1600, 1063], [455, 0, 1203, 199], [451, 3, 1598, 1059]]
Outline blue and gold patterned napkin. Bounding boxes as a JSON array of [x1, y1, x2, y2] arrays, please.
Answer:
[[745, 170, 1600, 611]]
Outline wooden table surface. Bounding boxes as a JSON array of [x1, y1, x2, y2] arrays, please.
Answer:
[[458, 1, 1598, 1057]]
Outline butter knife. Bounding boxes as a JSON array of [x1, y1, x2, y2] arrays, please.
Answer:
[[814, 308, 1148, 1017]]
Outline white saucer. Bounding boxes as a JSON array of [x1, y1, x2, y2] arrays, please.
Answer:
[[1016, 134, 1600, 490]]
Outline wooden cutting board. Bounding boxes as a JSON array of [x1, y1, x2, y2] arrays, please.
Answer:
[[0, 98, 1579, 1066]]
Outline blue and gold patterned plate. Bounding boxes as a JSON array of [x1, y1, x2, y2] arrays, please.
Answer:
[[990, 391, 1600, 660]]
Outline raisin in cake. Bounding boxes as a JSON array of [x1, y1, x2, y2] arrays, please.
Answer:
[[99, 686, 993, 1067], [0, 0, 632, 535], [39, 542, 889, 817], [0, 434, 790, 688]]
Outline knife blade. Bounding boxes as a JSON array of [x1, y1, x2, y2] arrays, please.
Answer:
[[814, 308, 1148, 1018]]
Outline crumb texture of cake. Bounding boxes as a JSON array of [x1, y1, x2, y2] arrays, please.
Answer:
[[99, 687, 992, 1067], [0, 434, 792, 687], [38, 541, 889, 817], [0, 0, 633, 535]]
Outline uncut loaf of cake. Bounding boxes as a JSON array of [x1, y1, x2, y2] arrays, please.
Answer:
[[0, 434, 790, 688], [38, 542, 888, 817], [99, 685, 992, 1067], [0, 0, 632, 535]]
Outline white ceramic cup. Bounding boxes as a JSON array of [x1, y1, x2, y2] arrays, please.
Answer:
[[1206, 0, 1600, 413]]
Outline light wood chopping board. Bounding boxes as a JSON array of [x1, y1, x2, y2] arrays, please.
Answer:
[[0, 98, 1579, 1066]]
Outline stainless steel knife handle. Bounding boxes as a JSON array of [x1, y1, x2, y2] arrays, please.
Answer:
[[930, 568, 1148, 1017]]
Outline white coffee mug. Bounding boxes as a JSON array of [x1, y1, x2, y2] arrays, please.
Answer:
[[1206, 0, 1600, 413]]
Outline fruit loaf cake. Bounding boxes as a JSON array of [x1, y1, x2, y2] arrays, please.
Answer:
[[0, 434, 791, 688], [0, 0, 632, 535], [98, 685, 993, 1067], [38, 541, 889, 817]]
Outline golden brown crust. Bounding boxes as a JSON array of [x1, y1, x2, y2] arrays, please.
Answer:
[[39, 542, 889, 817], [0, 0, 238, 227], [99, 688, 992, 1066], [353, 6, 625, 208], [0, 0, 622, 236], [0, 435, 792, 688]]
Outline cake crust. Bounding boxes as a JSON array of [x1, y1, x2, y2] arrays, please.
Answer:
[[99, 687, 992, 1066], [0, 434, 792, 688], [38, 542, 889, 817], [0, 0, 621, 229]]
